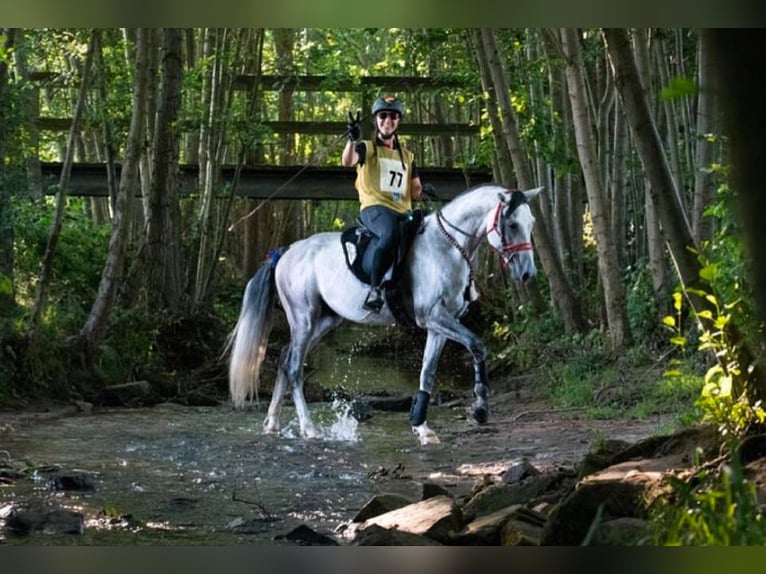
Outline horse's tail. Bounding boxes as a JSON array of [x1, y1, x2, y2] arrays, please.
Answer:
[[226, 248, 285, 409]]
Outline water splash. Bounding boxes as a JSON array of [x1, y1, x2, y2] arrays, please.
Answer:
[[325, 398, 359, 443]]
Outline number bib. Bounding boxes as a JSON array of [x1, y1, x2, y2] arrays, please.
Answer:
[[378, 157, 408, 204]]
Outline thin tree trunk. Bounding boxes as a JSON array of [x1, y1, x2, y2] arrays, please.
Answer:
[[473, 29, 513, 185], [692, 32, 716, 245], [144, 28, 183, 311], [561, 27, 631, 350], [611, 96, 628, 268], [0, 28, 18, 316], [13, 29, 43, 200], [632, 28, 671, 313], [72, 28, 150, 369], [29, 30, 96, 338], [93, 30, 118, 216]]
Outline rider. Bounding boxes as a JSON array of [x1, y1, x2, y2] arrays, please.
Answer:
[[341, 95, 423, 313]]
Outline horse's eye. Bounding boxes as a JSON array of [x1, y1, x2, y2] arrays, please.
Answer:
[[508, 222, 520, 234]]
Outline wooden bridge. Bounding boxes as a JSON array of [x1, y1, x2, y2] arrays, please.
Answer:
[[35, 73, 493, 200], [41, 162, 494, 201]]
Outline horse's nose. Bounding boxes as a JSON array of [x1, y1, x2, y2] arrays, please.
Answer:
[[521, 271, 530, 282]]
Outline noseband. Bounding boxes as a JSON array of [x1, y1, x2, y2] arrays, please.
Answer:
[[485, 191, 533, 264]]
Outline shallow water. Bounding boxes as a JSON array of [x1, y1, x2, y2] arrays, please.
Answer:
[[1, 401, 477, 545], [0, 327, 477, 545]]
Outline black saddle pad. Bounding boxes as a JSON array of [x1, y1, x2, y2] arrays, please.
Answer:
[[340, 210, 424, 327]]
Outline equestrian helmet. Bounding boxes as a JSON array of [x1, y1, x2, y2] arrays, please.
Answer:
[[371, 95, 404, 118]]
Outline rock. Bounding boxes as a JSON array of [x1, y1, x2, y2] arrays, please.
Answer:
[[98, 381, 160, 407], [3, 502, 84, 536], [452, 504, 521, 545], [357, 495, 462, 544], [352, 493, 413, 522], [41, 470, 96, 492], [274, 524, 339, 546], [500, 459, 541, 484], [422, 481, 453, 500], [540, 455, 681, 545], [462, 470, 575, 521], [354, 395, 413, 413], [353, 523, 443, 545], [588, 517, 652, 545]]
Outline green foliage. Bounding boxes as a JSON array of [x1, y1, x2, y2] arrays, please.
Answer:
[[650, 457, 766, 545], [660, 76, 698, 101], [13, 197, 110, 325], [664, 274, 765, 451]]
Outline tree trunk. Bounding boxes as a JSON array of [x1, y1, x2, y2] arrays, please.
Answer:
[[479, 28, 585, 334], [561, 28, 631, 350], [28, 30, 96, 338], [0, 28, 18, 316], [143, 28, 183, 312], [13, 29, 43, 200], [93, 30, 119, 216], [632, 28, 671, 314], [611, 96, 628, 268], [692, 32, 717, 246], [706, 29, 766, 402], [605, 27, 766, 399], [73, 28, 150, 368]]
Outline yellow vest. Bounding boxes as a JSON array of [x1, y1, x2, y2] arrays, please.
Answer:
[[355, 141, 415, 214]]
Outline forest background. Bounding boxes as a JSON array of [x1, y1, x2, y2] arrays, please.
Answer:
[[2, 30, 766, 540]]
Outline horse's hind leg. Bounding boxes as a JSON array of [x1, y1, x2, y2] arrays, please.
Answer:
[[263, 346, 290, 434], [411, 331, 447, 445], [286, 312, 344, 439]]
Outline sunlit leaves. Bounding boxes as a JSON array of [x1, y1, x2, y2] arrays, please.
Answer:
[[660, 75, 697, 100]]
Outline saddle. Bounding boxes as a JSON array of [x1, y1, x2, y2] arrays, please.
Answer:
[[341, 210, 424, 327]]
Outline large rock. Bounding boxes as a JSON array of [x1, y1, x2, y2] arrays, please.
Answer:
[[357, 495, 462, 544], [452, 504, 545, 545], [540, 454, 682, 545], [353, 524, 443, 545], [352, 493, 413, 522]]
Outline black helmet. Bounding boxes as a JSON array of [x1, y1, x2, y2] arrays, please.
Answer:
[[371, 95, 404, 118]]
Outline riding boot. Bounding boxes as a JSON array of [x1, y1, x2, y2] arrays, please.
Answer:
[[363, 286, 384, 313]]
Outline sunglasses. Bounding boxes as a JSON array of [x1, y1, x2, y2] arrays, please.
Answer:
[[377, 112, 401, 121]]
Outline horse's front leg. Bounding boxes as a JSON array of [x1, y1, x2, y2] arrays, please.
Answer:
[[425, 311, 491, 426], [411, 331, 447, 445], [470, 351, 489, 424]]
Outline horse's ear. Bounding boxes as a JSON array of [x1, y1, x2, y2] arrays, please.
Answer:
[[523, 186, 544, 202]]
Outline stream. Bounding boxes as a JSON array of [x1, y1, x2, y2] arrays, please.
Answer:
[[0, 326, 481, 545]]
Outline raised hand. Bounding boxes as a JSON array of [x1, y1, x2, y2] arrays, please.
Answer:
[[345, 111, 361, 141]]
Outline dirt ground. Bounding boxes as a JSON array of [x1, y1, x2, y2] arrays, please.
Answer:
[[427, 372, 671, 481]]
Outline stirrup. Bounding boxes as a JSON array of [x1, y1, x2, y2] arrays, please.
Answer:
[[363, 287, 384, 313]]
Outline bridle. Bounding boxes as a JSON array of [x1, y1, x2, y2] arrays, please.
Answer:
[[484, 191, 534, 266], [435, 189, 532, 300]]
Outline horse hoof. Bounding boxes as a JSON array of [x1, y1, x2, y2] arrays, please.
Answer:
[[470, 405, 489, 424], [263, 418, 280, 434], [412, 424, 440, 445], [302, 426, 320, 439]]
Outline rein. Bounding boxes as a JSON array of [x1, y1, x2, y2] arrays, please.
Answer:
[[436, 210, 476, 301]]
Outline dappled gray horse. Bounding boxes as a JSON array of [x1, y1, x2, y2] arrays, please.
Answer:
[[228, 184, 542, 445]]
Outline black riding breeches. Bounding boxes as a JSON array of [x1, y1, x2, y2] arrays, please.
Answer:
[[359, 205, 402, 287]]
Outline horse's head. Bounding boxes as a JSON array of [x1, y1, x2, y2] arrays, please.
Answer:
[[485, 187, 542, 282]]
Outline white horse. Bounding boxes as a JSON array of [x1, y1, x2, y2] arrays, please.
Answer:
[[228, 184, 542, 445]]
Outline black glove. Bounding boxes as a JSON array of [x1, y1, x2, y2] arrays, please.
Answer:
[[345, 111, 361, 141], [422, 183, 439, 201]]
